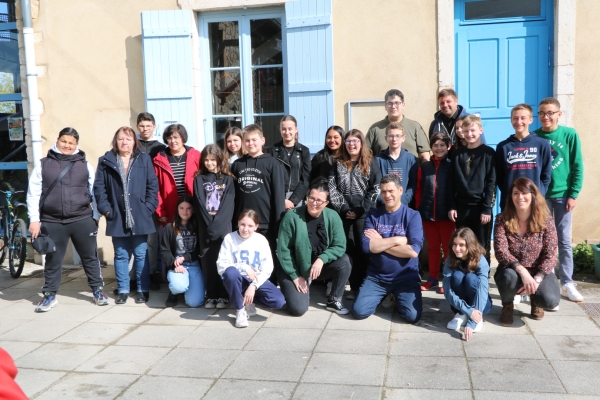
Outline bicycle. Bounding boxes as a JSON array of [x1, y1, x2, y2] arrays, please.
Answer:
[[0, 184, 27, 278]]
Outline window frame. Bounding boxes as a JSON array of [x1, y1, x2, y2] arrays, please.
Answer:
[[457, 0, 547, 26], [198, 7, 288, 145]]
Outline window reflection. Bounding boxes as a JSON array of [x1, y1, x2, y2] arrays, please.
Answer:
[[209, 21, 239, 68], [212, 70, 242, 115], [465, 0, 541, 20], [252, 67, 283, 114], [251, 19, 282, 66]]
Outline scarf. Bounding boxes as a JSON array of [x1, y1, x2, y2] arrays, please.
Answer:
[[116, 153, 135, 230]]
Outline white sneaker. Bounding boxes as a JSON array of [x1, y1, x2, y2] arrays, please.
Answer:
[[235, 309, 249, 328], [381, 294, 394, 309], [561, 282, 584, 302], [325, 282, 332, 297], [446, 313, 467, 330], [473, 319, 484, 333], [245, 303, 257, 317]]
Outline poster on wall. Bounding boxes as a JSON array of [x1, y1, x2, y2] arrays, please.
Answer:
[[8, 117, 23, 141]]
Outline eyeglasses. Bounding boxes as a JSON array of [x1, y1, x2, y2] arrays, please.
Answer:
[[386, 135, 404, 140], [344, 139, 360, 145], [385, 101, 403, 108], [166, 135, 182, 142], [306, 196, 328, 206], [538, 111, 560, 118]]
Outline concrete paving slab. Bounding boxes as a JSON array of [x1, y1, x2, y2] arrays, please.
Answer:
[[146, 307, 215, 325], [0, 288, 40, 302], [315, 329, 389, 355], [468, 358, 564, 393], [386, 356, 470, 389], [204, 379, 296, 400], [53, 290, 101, 305], [551, 360, 600, 395], [178, 326, 259, 350], [525, 316, 600, 336], [119, 375, 213, 399], [0, 341, 43, 360], [116, 324, 196, 347], [246, 327, 321, 352], [53, 322, 135, 345], [15, 368, 67, 398], [421, 296, 453, 313], [302, 353, 386, 386], [264, 310, 330, 329], [464, 334, 545, 359], [294, 383, 382, 399], [473, 391, 570, 399], [34, 372, 139, 399], [384, 388, 473, 399], [201, 309, 269, 328], [391, 312, 452, 333], [75, 345, 170, 374], [0, 301, 42, 320], [0, 318, 29, 335], [0, 319, 81, 342], [326, 312, 392, 331], [16, 342, 103, 371], [88, 304, 160, 324], [9, 278, 44, 290], [479, 313, 530, 334], [149, 348, 239, 378], [389, 331, 463, 357], [30, 303, 110, 322], [56, 278, 96, 291], [223, 350, 309, 382], [536, 335, 600, 361]]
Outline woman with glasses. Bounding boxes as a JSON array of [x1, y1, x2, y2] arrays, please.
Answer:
[[309, 125, 345, 183], [268, 115, 311, 210], [153, 124, 201, 226], [277, 178, 352, 315], [328, 129, 382, 299]]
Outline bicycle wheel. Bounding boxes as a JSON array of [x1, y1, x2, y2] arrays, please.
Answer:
[[0, 215, 7, 266], [9, 218, 27, 278]]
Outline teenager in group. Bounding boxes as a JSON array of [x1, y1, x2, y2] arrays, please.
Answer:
[[94, 127, 158, 304], [310, 125, 344, 183], [449, 115, 467, 157], [217, 209, 286, 328], [534, 97, 584, 302], [268, 115, 311, 210], [27, 127, 108, 312], [329, 129, 382, 299], [135, 112, 166, 290], [447, 114, 496, 262], [193, 144, 235, 309], [277, 178, 352, 316], [375, 122, 417, 207], [230, 124, 286, 280], [223, 126, 245, 165], [442, 227, 492, 341], [153, 124, 201, 226], [494, 177, 560, 325], [496, 103, 552, 211], [415, 132, 455, 292], [161, 196, 204, 308]]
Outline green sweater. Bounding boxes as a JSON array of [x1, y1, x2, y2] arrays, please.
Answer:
[[277, 206, 346, 280], [534, 125, 584, 199]]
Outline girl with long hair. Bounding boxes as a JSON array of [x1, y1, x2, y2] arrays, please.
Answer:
[[223, 126, 245, 165], [309, 125, 345, 182]]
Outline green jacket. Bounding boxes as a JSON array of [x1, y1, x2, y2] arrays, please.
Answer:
[[277, 205, 346, 280]]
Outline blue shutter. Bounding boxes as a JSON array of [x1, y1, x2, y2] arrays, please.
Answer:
[[285, 0, 333, 153], [141, 10, 196, 144]]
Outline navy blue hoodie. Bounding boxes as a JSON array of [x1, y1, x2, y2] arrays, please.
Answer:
[[376, 148, 418, 206], [495, 133, 552, 210]]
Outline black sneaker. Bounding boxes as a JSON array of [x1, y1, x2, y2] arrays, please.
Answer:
[[135, 292, 149, 303], [116, 293, 128, 304], [166, 293, 179, 307], [326, 300, 349, 315]]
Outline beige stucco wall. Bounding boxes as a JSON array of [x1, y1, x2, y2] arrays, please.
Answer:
[[31, 0, 179, 262], [573, 0, 600, 242], [332, 0, 438, 134]]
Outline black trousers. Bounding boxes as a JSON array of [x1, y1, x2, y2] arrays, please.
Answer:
[[456, 205, 492, 264], [278, 254, 352, 316], [494, 268, 560, 309], [199, 238, 228, 299], [41, 217, 104, 294], [343, 216, 367, 292]]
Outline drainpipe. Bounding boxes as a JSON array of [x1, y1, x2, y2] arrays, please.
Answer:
[[21, 0, 42, 169]]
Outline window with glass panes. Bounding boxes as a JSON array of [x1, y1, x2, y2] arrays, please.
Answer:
[[200, 8, 286, 148]]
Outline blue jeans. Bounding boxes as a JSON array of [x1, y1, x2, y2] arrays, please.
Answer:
[[449, 270, 492, 316], [113, 235, 149, 294], [546, 198, 573, 284], [221, 267, 286, 310], [167, 261, 205, 308], [352, 275, 422, 323]]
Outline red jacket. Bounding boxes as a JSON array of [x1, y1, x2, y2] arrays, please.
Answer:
[[153, 146, 201, 225], [0, 348, 28, 400]]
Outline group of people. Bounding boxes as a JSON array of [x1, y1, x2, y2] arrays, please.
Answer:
[[25, 87, 584, 340]]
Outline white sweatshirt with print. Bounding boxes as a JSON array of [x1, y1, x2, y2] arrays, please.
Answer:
[[217, 231, 273, 289]]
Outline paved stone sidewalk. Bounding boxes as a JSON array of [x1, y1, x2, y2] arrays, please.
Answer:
[[2, 264, 600, 399]]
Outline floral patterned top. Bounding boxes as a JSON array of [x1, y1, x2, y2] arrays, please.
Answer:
[[493, 213, 558, 277]]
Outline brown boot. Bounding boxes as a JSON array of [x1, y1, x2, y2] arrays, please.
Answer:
[[530, 297, 544, 320], [500, 302, 514, 326]]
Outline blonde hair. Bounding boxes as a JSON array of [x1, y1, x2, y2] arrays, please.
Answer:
[[385, 122, 405, 135], [461, 114, 483, 130], [243, 124, 264, 138], [511, 103, 533, 118]]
